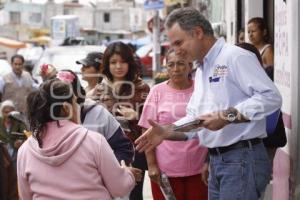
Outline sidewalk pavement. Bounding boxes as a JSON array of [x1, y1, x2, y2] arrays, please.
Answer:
[[141, 77, 154, 200], [143, 171, 153, 200]]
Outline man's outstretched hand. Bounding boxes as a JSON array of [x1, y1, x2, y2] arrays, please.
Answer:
[[135, 110, 237, 152], [135, 120, 170, 152]]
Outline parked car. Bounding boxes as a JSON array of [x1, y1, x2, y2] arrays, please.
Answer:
[[136, 42, 169, 77], [33, 45, 106, 85]]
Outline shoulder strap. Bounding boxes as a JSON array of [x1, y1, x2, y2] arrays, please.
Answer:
[[260, 44, 272, 56]]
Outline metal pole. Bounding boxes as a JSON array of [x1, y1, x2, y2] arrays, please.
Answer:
[[152, 10, 161, 78]]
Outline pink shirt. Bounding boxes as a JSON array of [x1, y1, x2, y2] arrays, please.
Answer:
[[17, 120, 135, 200], [138, 81, 207, 177]]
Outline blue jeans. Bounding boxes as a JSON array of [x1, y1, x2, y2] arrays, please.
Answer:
[[208, 142, 271, 200]]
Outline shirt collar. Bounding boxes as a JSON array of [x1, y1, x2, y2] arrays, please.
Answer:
[[12, 71, 23, 80], [194, 60, 203, 68], [200, 37, 225, 68]]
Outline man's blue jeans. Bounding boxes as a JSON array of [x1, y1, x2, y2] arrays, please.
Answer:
[[208, 142, 271, 200]]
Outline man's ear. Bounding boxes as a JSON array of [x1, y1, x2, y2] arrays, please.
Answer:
[[193, 26, 204, 40]]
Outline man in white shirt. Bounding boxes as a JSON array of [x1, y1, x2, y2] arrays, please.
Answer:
[[135, 7, 282, 200], [0, 55, 35, 114]]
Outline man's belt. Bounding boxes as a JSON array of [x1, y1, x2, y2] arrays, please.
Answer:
[[209, 138, 262, 155]]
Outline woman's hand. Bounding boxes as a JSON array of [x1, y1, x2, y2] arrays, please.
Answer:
[[121, 160, 143, 182], [117, 105, 138, 120], [148, 164, 161, 186], [200, 162, 209, 185]]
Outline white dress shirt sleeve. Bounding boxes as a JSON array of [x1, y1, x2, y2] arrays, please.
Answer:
[[232, 53, 282, 120]]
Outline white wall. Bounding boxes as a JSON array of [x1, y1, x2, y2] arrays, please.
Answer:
[[291, 1, 300, 198], [223, 0, 237, 43], [66, 6, 94, 29], [272, 0, 299, 199], [95, 8, 131, 31], [129, 8, 144, 32], [0, 9, 8, 25], [44, 3, 63, 27]]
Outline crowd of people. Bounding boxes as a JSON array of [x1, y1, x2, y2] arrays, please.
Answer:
[[0, 6, 285, 200]]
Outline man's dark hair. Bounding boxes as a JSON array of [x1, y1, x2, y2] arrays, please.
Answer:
[[11, 54, 25, 64], [165, 7, 214, 36]]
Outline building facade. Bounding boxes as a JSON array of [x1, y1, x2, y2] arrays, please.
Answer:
[[0, 0, 147, 44]]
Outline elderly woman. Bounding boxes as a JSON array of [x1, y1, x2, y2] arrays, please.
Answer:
[[0, 100, 26, 168], [138, 49, 208, 200]]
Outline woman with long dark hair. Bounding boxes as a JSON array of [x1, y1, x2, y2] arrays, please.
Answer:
[[90, 42, 150, 200]]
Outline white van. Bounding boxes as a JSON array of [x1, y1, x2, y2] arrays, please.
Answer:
[[33, 45, 106, 86]]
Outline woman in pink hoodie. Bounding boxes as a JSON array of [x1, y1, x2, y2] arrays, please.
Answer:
[[17, 79, 141, 200]]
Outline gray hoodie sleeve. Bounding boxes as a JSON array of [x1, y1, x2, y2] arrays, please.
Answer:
[[83, 104, 119, 140], [83, 105, 134, 164]]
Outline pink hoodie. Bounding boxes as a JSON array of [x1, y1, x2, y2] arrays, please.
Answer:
[[17, 120, 135, 200]]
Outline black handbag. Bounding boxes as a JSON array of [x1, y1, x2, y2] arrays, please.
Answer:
[[263, 112, 287, 148], [263, 66, 287, 148]]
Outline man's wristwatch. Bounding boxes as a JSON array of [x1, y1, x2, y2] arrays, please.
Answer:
[[224, 108, 238, 123]]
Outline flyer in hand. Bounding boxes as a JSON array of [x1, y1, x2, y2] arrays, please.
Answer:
[[172, 119, 204, 132]]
